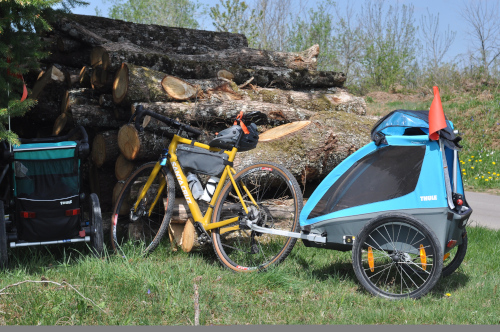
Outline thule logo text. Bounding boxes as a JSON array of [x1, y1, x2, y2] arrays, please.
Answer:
[[420, 195, 437, 201]]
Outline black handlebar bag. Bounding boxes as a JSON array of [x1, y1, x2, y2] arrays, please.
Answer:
[[13, 142, 81, 242]]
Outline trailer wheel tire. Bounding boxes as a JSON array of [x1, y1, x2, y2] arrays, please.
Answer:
[[89, 193, 104, 258], [352, 212, 443, 300], [0, 201, 8, 270]]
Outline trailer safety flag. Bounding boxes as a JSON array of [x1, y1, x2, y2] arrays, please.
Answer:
[[428, 86, 447, 141]]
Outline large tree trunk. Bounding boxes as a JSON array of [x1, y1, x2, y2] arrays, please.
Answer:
[[61, 88, 97, 114], [66, 104, 126, 129], [57, 14, 248, 53], [117, 124, 170, 161], [232, 66, 346, 89], [132, 100, 316, 132], [244, 87, 367, 116], [91, 130, 119, 168], [112, 63, 199, 105], [234, 113, 376, 188]]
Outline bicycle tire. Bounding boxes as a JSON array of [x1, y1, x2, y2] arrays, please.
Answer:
[[111, 162, 175, 255], [211, 162, 302, 272], [442, 230, 467, 278], [89, 193, 104, 258], [352, 212, 443, 299], [0, 201, 8, 270]]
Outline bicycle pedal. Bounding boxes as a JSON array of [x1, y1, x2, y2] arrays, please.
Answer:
[[193, 221, 212, 245], [250, 243, 259, 254]]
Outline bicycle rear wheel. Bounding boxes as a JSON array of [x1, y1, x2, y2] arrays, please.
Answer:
[[111, 162, 175, 255], [211, 162, 302, 272]]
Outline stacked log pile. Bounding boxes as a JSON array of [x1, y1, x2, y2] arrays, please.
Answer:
[[17, 13, 375, 222]]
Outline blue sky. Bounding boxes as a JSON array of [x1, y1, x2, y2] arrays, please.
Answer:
[[70, 0, 478, 62]]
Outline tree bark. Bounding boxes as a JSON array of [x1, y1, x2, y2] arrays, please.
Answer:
[[57, 35, 84, 53], [234, 112, 376, 188], [90, 65, 113, 93], [132, 100, 315, 133], [61, 88, 97, 114], [244, 87, 367, 115], [91, 130, 120, 168], [42, 49, 92, 68], [99, 43, 319, 74], [232, 66, 346, 89], [99, 94, 114, 109], [117, 124, 170, 161], [71, 104, 125, 128], [57, 14, 248, 52]]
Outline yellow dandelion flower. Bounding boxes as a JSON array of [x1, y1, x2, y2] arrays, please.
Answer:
[[493, 162, 496, 165], [471, 167, 474, 169], [463, 173, 467, 175], [485, 179, 489, 181], [475, 177, 478, 179], [489, 177, 492, 179], [468, 159, 471, 162], [446, 293, 451, 297], [479, 159, 482, 162], [482, 176, 484, 178], [488, 172, 491, 174], [471, 156, 474, 158]]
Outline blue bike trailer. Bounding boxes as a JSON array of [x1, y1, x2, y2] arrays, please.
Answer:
[[300, 110, 472, 254]]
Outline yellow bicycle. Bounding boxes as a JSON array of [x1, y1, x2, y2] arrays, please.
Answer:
[[111, 105, 304, 271]]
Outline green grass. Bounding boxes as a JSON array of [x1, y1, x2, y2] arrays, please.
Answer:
[[365, 90, 500, 193], [1, 225, 499, 325]]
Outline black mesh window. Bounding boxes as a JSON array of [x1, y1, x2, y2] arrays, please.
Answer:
[[14, 158, 79, 200], [308, 145, 426, 219]]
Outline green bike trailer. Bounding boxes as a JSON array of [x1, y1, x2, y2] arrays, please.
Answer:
[[0, 126, 104, 270]]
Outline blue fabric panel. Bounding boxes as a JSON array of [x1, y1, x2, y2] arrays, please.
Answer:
[[14, 142, 77, 160], [300, 136, 448, 227]]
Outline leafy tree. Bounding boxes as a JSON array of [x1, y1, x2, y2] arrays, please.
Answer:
[[0, 0, 86, 145], [104, 0, 202, 29], [288, 0, 336, 70], [358, 0, 419, 90], [209, 0, 260, 46]]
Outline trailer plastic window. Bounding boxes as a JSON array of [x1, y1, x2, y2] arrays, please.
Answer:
[[308, 145, 426, 219]]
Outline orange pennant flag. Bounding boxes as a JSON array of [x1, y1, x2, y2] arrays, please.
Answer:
[[428, 86, 447, 140]]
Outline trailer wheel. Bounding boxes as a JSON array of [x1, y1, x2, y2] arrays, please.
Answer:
[[352, 212, 443, 299], [0, 201, 8, 270], [89, 193, 104, 258], [442, 230, 468, 277]]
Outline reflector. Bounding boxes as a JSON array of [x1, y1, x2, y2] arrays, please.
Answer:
[[367, 247, 374, 272], [420, 244, 427, 271], [65, 208, 81, 216]]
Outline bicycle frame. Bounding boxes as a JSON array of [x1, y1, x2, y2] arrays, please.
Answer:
[[132, 134, 256, 233]]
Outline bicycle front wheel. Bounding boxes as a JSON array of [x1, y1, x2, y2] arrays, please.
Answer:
[[211, 162, 302, 272], [111, 162, 175, 255]]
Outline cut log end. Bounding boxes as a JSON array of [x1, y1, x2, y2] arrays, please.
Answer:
[[52, 113, 73, 136], [259, 121, 312, 142], [117, 124, 140, 160], [161, 75, 199, 101], [112, 63, 129, 104], [115, 154, 136, 181]]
